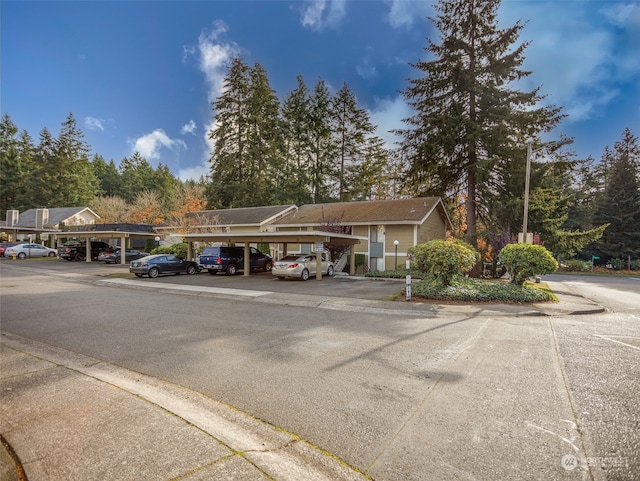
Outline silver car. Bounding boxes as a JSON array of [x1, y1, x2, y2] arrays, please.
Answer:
[[4, 243, 57, 259], [272, 253, 334, 281]]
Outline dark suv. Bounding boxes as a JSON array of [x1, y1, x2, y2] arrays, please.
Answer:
[[58, 240, 111, 261], [197, 246, 272, 275]]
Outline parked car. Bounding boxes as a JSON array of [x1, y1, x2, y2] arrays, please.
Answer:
[[129, 254, 199, 278], [198, 246, 273, 275], [0, 242, 19, 257], [98, 249, 149, 264], [272, 253, 334, 281], [3, 243, 58, 259], [58, 240, 111, 261]]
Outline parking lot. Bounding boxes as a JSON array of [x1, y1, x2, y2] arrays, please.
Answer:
[[2, 257, 407, 301]]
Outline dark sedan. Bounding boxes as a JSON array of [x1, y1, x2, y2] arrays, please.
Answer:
[[98, 249, 149, 264], [129, 254, 199, 278]]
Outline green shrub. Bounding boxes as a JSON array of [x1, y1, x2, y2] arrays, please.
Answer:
[[411, 276, 555, 302], [561, 259, 591, 272], [610, 258, 626, 270], [151, 242, 188, 259], [498, 243, 558, 285], [408, 239, 480, 286]]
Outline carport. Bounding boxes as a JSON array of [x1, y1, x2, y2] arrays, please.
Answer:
[[181, 231, 366, 279], [53, 230, 161, 265]]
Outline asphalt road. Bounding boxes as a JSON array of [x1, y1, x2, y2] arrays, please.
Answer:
[[1, 261, 638, 480]]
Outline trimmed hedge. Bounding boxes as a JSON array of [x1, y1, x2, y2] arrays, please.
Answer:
[[498, 243, 558, 285]]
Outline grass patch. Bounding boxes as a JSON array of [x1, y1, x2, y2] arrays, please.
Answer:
[[409, 275, 556, 303]]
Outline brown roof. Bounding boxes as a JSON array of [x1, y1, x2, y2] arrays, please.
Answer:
[[185, 205, 296, 227], [273, 197, 449, 227]]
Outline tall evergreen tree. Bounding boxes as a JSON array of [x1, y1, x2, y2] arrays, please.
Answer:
[[307, 78, 336, 203], [593, 129, 640, 259], [154, 163, 180, 211], [244, 61, 283, 206], [279, 74, 314, 205], [207, 57, 254, 208], [92, 154, 122, 197], [396, 0, 563, 244], [119, 151, 156, 203], [330, 82, 380, 201], [0, 115, 30, 212]]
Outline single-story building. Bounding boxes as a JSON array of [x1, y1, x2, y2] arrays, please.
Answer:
[[3, 207, 100, 246], [270, 197, 451, 272]]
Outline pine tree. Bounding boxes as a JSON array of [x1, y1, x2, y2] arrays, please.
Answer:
[[119, 151, 156, 203], [308, 79, 336, 203], [593, 129, 640, 259], [279, 74, 314, 205], [330, 82, 381, 201], [396, 0, 563, 245], [0, 115, 29, 212], [92, 154, 122, 197], [207, 58, 282, 208]]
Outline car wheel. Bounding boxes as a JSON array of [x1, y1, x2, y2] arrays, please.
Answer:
[[263, 260, 273, 272], [148, 267, 159, 278], [208, 269, 217, 275], [187, 265, 197, 275], [75, 253, 85, 262], [300, 268, 309, 281], [48, 252, 56, 257], [18, 252, 26, 259], [65, 258, 73, 262], [134, 273, 143, 277], [226, 264, 237, 276], [327, 265, 334, 277]]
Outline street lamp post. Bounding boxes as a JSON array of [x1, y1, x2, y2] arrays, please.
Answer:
[[154, 236, 160, 248], [394, 240, 399, 270], [522, 140, 533, 243]]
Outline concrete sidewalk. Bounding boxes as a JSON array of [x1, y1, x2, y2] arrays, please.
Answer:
[[91, 277, 605, 318], [0, 272, 604, 481]]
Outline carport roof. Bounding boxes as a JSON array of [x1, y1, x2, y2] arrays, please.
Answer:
[[52, 230, 160, 240], [177, 205, 297, 229], [180, 230, 366, 245]]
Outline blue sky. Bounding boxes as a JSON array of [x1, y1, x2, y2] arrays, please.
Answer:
[[2, 1, 639, 181]]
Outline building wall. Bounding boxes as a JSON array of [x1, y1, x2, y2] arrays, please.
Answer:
[[66, 211, 97, 226], [384, 224, 415, 270], [417, 210, 446, 244]]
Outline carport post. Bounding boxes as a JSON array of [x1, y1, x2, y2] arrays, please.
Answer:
[[119, 235, 126, 265], [316, 251, 322, 280], [244, 242, 251, 276], [349, 246, 356, 275], [85, 237, 91, 262]]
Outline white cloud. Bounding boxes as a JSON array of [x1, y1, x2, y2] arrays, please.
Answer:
[[177, 163, 209, 182], [181, 120, 197, 135], [368, 96, 412, 149], [196, 20, 240, 103], [300, 0, 347, 31], [84, 116, 104, 131], [129, 129, 187, 161], [499, 2, 639, 123], [385, 0, 433, 29], [182, 19, 242, 178], [356, 51, 378, 80]]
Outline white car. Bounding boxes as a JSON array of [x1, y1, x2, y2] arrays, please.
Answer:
[[4, 243, 57, 259], [272, 253, 334, 281]]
